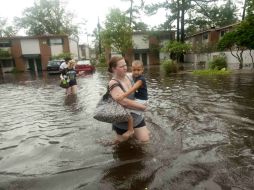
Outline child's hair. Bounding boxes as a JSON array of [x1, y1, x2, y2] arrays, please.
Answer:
[[132, 60, 143, 67]]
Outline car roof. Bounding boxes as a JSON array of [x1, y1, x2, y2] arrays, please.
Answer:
[[77, 60, 91, 65]]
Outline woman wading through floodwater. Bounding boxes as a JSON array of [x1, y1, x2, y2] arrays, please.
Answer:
[[107, 56, 150, 144]]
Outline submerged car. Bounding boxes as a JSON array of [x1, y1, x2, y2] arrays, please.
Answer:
[[46, 60, 64, 74], [75, 60, 95, 74]]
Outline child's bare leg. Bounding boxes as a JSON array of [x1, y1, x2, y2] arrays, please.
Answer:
[[122, 116, 134, 140]]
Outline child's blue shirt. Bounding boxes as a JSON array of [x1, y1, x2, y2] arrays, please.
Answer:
[[133, 75, 148, 100]]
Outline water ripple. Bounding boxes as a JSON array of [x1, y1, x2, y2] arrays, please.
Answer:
[[0, 69, 254, 189]]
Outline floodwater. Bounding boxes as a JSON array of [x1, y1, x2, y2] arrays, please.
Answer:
[[0, 66, 254, 190]]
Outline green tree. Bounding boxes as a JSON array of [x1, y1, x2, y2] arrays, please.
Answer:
[[245, 0, 254, 19], [132, 21, 148, 32], [218, 0, 254, 69], [240, 0, 254, 67], [241, 0, 254, 20], [217, 31, 245, 69], [101, 8, 133, 55], [121, 0, 148, 31], [51, 52, 73, 60], [144, 0, 239, 41], [187, 0, 238, 35], [0, 17, 18, 37], [161, 40, 191, 63], [14, 0, 78, 36], [145, 0, 220, 42]]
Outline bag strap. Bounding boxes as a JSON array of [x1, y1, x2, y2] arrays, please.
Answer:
[[103, 79, 125, 100], [108, 78, 126, 92]]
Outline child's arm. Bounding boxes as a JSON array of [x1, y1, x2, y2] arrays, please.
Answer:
[[116, 80, 143, 101], [60, 74, 64, 80]]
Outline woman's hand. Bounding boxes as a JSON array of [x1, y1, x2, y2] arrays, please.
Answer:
[[77, 71, 85, 76]]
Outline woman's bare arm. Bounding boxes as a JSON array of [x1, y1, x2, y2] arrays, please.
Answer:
[[109, 81, 146, 111]]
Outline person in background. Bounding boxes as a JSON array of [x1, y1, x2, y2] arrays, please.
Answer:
[[116, 60, 148, 140], [108, 56, 150, 144], [59, 57, 71, 72], [60, 59, 78, 95]]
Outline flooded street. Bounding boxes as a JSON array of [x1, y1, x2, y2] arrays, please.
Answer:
[[0, 66, 254, 190]]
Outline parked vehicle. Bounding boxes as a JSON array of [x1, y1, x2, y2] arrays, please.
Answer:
[[46, 60, 64, 74], [75, 60, 95, 74]]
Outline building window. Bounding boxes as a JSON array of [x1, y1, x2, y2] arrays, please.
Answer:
[[134, 53, 140, 60], [42, 40, 47, 45], [202, 33, 208, 41], [49, 38, 63, 45], [0, 40, 11, 47], [1, 60, 13, 67], [220, 30, 228, 37]]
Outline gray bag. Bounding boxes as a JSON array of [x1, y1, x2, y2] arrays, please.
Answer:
[[93, 82, 129, 123]]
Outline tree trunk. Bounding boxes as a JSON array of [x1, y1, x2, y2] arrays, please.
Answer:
[[229, 48, 243, 69], [177, 0, 180, 42], [249, 49, 254, 68], [180, 0, 185, 43], [97, 17, 102, 54], [242, 0, 247, 20]]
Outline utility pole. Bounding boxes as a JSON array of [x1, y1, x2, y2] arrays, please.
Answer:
[[72, 34, 80, 60], [97, 17, 102, 55]]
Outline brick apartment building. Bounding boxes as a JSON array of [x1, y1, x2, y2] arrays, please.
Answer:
[[185, 23, 239, 52], [0, 34, 79, 73], [105, 31, 175, 66]]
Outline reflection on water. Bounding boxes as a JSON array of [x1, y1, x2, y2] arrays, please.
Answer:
[[101, 142, 151, 190], [0, 67, 254, 190]]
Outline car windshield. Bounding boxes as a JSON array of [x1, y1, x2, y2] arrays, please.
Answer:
[[77, 60, 91, 65], [47, 60, 63, 66]]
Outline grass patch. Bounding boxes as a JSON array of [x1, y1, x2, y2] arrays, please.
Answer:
[[192, 69, 231, 75]]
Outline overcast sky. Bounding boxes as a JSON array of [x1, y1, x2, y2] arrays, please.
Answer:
[[1, 0, 240, 44], [0, 0, 166, 43]]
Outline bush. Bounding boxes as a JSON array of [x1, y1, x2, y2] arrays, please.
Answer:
[[96, 54, 107, 67], [161, 59, 178, 73], [0, 49, 11, 58], [209, 56, 227, 70], [51, 52, 73, 60], [89, 58, 97, 66]]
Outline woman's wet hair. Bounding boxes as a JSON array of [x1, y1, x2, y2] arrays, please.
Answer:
[[108, 56, 124, 73], [68, 59, 76, 67]]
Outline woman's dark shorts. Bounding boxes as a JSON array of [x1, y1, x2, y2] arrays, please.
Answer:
[[112, 119, 146, 135], [69, 79, 77, 87]]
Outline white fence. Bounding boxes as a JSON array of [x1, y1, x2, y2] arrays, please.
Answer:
[[184, 50, 254, 70]]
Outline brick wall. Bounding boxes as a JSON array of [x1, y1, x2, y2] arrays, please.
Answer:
[[11, 39, 25, 71]]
